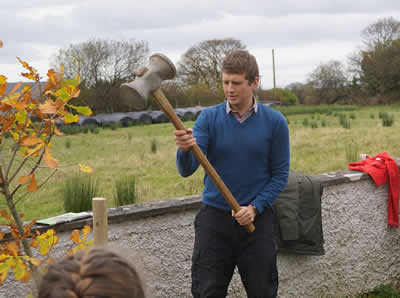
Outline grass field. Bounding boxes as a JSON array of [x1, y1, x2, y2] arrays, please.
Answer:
[[2, 104, 400, 221]]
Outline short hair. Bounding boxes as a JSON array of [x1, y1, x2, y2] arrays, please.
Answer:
[[222, 50, 259, 84], [38, 247, 145, 298]]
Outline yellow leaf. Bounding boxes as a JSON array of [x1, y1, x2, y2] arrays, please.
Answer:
[[27, 174, 38, 193], [67, 104, 92, 116], [18, 175, 32, 185], [70, 230, 81, 243], [0, 232, 3, 241], [64, 113, 79, 124], [13, 259, 27, 281], [79, 164, 93, 173], [82, 225, 91, 240], [0, 75, 7, 84], [39, 241, 49, 256], [21, 136, 43, 147], [0, 268, 8, 284], [44, 147, 57, 168]]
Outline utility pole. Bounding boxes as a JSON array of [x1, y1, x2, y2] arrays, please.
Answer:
[[272, 49, 276, 97]]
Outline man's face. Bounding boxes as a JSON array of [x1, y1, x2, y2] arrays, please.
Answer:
[[222, 72, 259, 111]]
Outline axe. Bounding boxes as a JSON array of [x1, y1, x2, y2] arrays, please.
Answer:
[[120, 53, 255, 233]]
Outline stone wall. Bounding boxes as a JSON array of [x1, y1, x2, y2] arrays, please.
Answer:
[[1, 169, 400, 297]]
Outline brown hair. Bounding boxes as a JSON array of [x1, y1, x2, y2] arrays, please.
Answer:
[[222, 50, 259, 84], [39, 247, 145, 298]]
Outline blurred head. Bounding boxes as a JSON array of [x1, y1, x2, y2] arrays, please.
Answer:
[[39, 247, 145, 298], [222, 50, 259, 84]]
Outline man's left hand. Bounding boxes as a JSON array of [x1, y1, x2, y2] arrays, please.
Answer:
[[232, 206, 256, 226]]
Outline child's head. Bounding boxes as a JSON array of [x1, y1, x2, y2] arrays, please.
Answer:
[[39, 247, 145, 298]]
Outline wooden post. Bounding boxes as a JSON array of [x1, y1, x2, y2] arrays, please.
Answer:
[[92, 197, 108, 246], [272, 49, 276, 96]]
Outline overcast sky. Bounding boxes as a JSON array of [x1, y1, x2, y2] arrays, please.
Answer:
[[1, 1, 400, 89]]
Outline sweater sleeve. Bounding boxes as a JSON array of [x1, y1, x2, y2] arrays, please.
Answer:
[[176, 109, 209, 177], [252, 114, 290, 214]]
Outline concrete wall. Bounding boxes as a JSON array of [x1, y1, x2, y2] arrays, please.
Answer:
[[1, 169, 400, 297]]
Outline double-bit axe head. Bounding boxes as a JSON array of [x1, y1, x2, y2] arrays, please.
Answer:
[[120, 53, 176, 110]]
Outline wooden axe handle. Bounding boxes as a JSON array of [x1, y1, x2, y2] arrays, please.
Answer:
[[152, 89, 255, 233]]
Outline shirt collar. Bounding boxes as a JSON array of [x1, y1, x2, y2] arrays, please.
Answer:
[[226, 97, 258, 114]]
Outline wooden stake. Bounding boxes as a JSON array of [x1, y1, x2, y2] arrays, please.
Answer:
[[92, 197, 108, 246]]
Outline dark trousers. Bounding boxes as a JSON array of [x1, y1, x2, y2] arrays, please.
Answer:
[[191, 204, 278, 298]]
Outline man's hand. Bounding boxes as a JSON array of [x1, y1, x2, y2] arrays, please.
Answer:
[[174, 128, 197, 152], [232, 206, 256, 226]]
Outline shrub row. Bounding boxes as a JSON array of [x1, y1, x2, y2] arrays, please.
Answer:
[[63, 175, 137, 212]]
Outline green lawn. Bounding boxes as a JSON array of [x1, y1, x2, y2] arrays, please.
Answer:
[[2, 104, 400, 221]]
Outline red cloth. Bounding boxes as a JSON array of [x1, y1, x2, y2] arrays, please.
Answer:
[[348, 152, 400, 227]]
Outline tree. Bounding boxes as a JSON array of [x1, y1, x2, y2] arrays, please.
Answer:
[[0, 57, 93, 290], [361, 17, 400, 50], [360, 39, 400, 103], [307, 60, 348, 104], [177, 38, 246, 89], [285, 82, 305, 104], [52, 39, 149, 113]]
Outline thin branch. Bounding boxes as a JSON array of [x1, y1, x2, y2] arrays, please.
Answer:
[[4, 97, 35, 180], [14, 169, 58, 206]]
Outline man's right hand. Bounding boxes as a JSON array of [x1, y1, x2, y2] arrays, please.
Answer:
[[174, 128, 197, 152]]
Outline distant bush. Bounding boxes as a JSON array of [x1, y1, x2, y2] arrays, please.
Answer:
[[302, 118, 309, 127], [113, 176, 137, 207], [151, 138, 157, 153], [59, 125, 81, 135], [380, 112, 394, 127], [345, 144, 359, 163], [310, 121, 318, 128], [65, 138, 71, 149], [63, 176, 100, 212]]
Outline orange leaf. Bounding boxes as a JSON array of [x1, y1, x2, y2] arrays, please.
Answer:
[[0, 75, 7, 97], [44, 147, 57, 168], [27, 174, 38, 193], [7, 242, 19, 256], [30, 258, 40, 266], [17, 57, 39, 82], [54, 126, 64, 136], [21, 136, 43, 147], [8, 82, 21, 96], [39, 100, 58, 114], [0, 210, 13, 222], [18, 175, 31, 185], [24, 143, 45, 158], [0, 40, 3, 48], [29, 240, 38, 248], [70, 230, 81, 243], [82, 225, 91, 239], [0, 233, 3, 241]]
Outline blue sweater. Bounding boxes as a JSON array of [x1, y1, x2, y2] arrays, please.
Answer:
[[176, 101, 290, 215]]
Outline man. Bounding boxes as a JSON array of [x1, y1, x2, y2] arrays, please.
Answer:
[[174, 50, 290, 298]]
